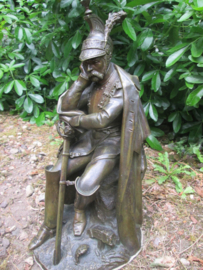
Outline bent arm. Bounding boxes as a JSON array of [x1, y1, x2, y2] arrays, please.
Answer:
[[57, 75, 90, 113], [70, 89, 123, 129]]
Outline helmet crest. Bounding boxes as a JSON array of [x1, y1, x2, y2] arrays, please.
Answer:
[[79, 4, 126, 62]]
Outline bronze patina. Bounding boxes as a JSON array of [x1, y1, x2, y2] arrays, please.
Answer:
[[29, 3, 150, 269]]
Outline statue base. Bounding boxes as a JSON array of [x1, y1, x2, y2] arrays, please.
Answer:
[[34, 205, 142, 270]]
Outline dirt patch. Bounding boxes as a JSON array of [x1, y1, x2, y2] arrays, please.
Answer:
[[0, 113, 203, 270]]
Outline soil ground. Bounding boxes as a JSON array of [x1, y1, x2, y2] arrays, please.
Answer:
[[0, 113, 203, 270]]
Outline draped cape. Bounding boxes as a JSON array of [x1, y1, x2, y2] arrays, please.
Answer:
[[115, 66, 150, 254]]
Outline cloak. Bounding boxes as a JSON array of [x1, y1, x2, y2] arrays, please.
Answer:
[[115, 66, 150, 255]]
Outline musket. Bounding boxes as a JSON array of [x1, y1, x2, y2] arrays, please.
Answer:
[[53, 121, 75, 265]]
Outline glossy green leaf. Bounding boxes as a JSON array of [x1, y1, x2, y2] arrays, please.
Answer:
[[15, 95, 25, 107], [191, 37, 203, 58], [63, 39, 72, 57], [167, 43, 189, 54], [30, 76, 40, 87], [35, 112, 45, 127], [4, 81, 14, 93], [14, 80, 26, 96], [186, 86, 203, 106], [149, 104, 158, 121], [193, 0, 203, 7], [53, 82, 67, 97], [72, 31, 82, 49], [33, 105, 40, 118], [68, 7, 84, 19], [185, 75, 203, 84], [24, 60, 31, 74], [173, 113, 181, 133], [166, 46, 189, 67], [139, 84, 144, 98], [12, 63, 25, 68], [3, 15, 12, 24], [30, 116, 36, 124], [143, 102, 150, 116], [0, 70, 3, 79], [60, 0, 73, 8], [23, 28, 32, 44], [164, 67, 176, 82], [134, 64, 145, 77], [15, 27, 23, 40], [189, 55, 203, 64], [185, 82, 193, 89], [140, 29, 153, 51], [127, 47, 137, 67], [122, 18, 137, 41], [142, 70, 155, 82], [177, 11, 193, 22], [168, 112, 178, 122], [150, 127, 164, 137], [146, 134, 163, 151], [24, 97, 33, 113], [152, 71, 161, 92], [28, 94, 44, 104], [51, 41, 60, 58], [10, 52, 24, 60]]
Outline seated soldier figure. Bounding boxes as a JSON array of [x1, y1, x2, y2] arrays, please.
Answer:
[[29, 10, 150, 253]]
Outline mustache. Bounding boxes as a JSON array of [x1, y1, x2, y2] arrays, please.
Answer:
[[90, 70, 104, 79]]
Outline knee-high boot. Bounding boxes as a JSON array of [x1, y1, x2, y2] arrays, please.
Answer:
[[29, 165, 60, 250]]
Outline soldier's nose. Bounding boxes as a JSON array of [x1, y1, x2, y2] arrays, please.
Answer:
[[87, 65, 93, 72]]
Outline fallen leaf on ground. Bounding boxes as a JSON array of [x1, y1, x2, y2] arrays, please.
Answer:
[[30, 171, 39, 175], [188, 256, 203, 265], [190, 215, 198, 224], [195, 187, 203, 198]]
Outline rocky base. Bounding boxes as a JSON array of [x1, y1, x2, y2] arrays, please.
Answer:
[[34, 205, 142, 270]]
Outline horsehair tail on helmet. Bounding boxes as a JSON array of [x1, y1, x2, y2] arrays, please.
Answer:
[[104, 11, 127, 48]]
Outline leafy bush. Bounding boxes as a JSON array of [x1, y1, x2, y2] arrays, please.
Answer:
[[0, 0, 203, 146]]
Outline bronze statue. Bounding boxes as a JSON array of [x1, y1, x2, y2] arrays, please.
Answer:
[[29, 4, 150, 269]]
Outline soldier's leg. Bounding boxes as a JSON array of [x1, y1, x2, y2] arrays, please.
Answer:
[[29, 154, 92, 250], [73, 157, 118, 236]]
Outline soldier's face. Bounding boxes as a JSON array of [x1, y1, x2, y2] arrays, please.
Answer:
[[83, 56, 108, 82]]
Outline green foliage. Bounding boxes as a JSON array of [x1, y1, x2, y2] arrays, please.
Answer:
[[153, 152, 195, 195], [0, 0, 203, 144]]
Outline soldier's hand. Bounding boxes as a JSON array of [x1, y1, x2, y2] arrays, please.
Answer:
[[69, 116, 81, 127]]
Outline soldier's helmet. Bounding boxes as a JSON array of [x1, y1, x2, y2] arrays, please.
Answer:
[[79, 10, 113, 62], [79, 9, 126, 62]]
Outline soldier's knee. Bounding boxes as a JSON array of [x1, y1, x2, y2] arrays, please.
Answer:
[[75, 176, 100, 196]]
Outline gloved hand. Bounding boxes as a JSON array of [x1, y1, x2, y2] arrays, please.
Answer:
[[69, 115, 83, 127]]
